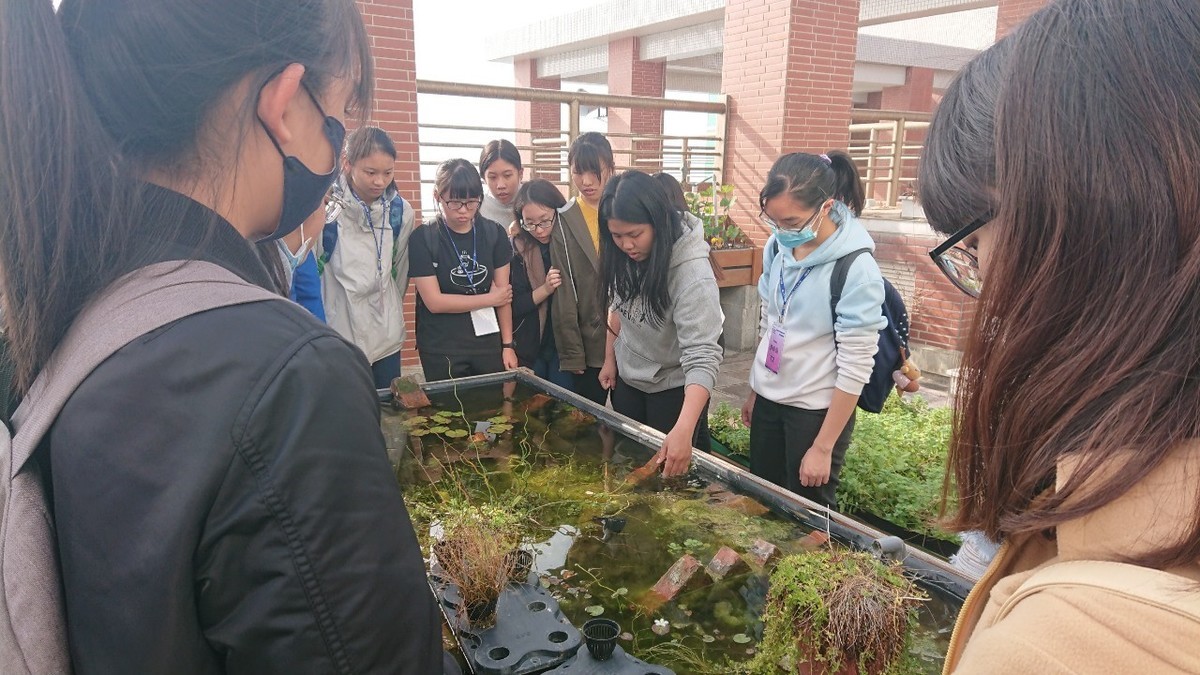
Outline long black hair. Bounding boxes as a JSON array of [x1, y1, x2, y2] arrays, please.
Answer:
[[597, 171, 682, 327], [0, 0, 372, 392]]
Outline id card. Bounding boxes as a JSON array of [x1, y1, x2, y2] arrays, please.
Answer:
[[764, 323, 786, 374], [470, 307, 500, 336]]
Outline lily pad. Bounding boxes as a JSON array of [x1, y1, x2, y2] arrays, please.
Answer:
[[490, 424, 513, 433], [431, 414, 452, 424], [702, 635, 716, 643], [732, 633, 752, 644], [487, 416, 511, 424], [445, 429, 469, 439], [584, 605, 605, 616], [611, 587, 628, 597], [410, 429, 431, 437], [428, 426, 450, 434], [403, 416, 428, 427]]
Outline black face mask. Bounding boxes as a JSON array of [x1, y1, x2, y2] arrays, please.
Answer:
[[257, 83, 346, 241]]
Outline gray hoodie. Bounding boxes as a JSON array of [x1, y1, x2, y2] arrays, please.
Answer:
[[613, 215, 723, 393]]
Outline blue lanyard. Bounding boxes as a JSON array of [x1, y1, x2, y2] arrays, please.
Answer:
[[778, 266, 813, 320], [351, 191, 392, 277], [441, 218, 479, 292]]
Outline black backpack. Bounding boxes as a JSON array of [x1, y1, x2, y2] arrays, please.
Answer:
[[829, 248, 910, 413]]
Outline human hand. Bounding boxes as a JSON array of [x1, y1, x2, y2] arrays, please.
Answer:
[[542, 268, 563, 294], [502, 347, 518, 370], [654, 425, 694, 478], [598, 360, 617, 390], [741, 391, 756, 427], [799, 442, 833, 488], [489, 284, 513, 307]]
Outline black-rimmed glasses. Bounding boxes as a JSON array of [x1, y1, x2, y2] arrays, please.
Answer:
[[520, 214, 556, 232], [928, 213, 991, 297]]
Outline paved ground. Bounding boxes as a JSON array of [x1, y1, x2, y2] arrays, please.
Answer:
[[711, 349, 952, 410]]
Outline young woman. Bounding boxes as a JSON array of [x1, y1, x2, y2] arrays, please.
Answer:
[[509, 180, 572, 389], [925, 1, 1200, 671], [597, 171, 723, 477], [410, 159, 517, 381], [0, 1, 442, 672], [321, 126, 415, 389], [479, 139, 523, 227], [551, 132, 615, 404], [742, 152, 885, 510]]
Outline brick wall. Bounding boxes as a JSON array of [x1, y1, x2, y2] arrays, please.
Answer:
[[880, 67, 935, 113], [997, 0, 1049, 38], [607, 37, 666, 172], [357, 0, 422, 368], [514, 59, 562, 181], [722, 0, 860, 246]]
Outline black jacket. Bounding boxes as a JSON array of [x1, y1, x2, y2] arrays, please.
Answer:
[[45, 188, 442, 674]]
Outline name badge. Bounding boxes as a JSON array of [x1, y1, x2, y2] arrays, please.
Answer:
[[471, 307, 500, 337], [765, 323, 786, 374]]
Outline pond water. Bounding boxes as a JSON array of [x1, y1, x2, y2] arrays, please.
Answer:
[[384, 383, 957, 674]]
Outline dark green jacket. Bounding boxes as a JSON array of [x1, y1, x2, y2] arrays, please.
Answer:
[[549, 201, 607, 371]]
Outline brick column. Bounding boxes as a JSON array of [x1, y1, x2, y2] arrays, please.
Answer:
[[722, 0, 860, 246], [997, 0, 1049, 38], [357, 0, 422, 369], [607, 37, 666, 173], [515, 59, 562, 181]]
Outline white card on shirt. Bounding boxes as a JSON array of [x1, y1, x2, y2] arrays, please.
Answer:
[[470, 307, 500, 337]]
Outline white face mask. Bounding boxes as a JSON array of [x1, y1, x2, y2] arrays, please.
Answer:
[[280, 222, 312, 272]]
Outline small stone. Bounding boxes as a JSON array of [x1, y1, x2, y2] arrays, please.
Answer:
[[747, 539, 782, 568], [706, 546, 750, 581]]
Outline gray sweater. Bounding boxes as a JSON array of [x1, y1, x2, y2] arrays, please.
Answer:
[[613, 216, 723, 393]]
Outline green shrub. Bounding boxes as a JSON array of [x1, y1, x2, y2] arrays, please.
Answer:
[[838, 396, 958, 544], [708, 401, 750, 458]]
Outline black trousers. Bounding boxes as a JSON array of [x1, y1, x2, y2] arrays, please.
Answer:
[[571, 367, 610, 407], [749, 395, 854, 509], [612, 377, 711, 452], [419, 351, 505, 383]]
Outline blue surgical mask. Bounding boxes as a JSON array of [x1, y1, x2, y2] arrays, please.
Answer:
[[771, 207, 824, 249], [258, 84, 346, 242]]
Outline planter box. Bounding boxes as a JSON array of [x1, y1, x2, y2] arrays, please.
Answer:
[[711, 246, 762, 288]]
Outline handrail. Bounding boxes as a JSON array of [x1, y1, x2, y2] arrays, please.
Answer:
[[416, 79, 728, 115]]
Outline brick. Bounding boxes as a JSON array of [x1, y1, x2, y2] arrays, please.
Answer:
[[747, 538, 782, 568], [648, 555, 710, 604], [706, 547, 751, 581]]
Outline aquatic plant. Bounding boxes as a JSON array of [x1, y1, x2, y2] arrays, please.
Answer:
[[435, 517, 520, 629], [747, 550, 925, 675]]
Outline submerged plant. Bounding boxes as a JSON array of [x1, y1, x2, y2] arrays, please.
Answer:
[[747, 550, 925, 675]]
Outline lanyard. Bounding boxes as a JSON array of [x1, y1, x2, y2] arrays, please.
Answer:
[[778, 266, 813, 321], [441, 218, 479, 292], [350, 191, 392, 278]]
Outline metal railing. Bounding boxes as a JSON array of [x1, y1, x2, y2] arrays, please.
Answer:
[[848, 109, 932, 208], [415, 80, 728, 217]]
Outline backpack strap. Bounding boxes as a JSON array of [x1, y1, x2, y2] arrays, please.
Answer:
[[0, 260, 281, 674], [389, 196, 405, 241], [997, 560, 1200, 624], [829, 248, 872, 327]]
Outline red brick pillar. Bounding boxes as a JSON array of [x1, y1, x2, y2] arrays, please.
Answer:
[[997, 0, 1049, 38], [607, 37, 666, 173], [722, 0, 860, 246], [877, 66, 934, 202], [515, 59, 562, 181], [357, 0, 422, 369]]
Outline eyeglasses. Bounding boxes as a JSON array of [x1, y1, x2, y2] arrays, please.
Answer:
[[442, 198, 481, 212], [520, 215, 556, 232], [759, 205, 822, 233], [928, 212, 991, 298]]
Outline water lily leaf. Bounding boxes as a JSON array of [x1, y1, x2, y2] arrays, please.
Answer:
[[732, 633, 752, 644], [489, 424, 513, 433], [487, 416, 510, 424], [445, 429, 469, 439], [410, 429, 431, 437], [428, 426, 450, 434], [403, 416, 428, 427], [432, 414, 452, 424], [612, 587, 628, 597], [702, 635, 716, 643], [584, 605, 605, 616]]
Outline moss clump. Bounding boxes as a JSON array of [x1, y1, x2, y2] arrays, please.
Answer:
[[747, 550, 925, 675]]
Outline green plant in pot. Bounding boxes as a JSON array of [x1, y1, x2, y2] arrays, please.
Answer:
[[747, 550, 925, 675], [685, 183, 750, 249], [435, 518, 520, 629]]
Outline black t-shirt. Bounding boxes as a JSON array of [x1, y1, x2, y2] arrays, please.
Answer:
[[410, 216, 512, 355]]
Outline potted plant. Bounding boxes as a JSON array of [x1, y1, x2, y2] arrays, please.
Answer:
[[435, 518, 520, 629], [685, 183, 762, 287], [748, 550, 925, 675]]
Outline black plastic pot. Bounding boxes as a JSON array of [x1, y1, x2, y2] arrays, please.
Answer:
[[507, 549, 534, 583], [582, 618, 620, 661], [466, 597, 498, 628]]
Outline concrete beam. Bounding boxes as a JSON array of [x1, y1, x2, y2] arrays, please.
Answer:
[[857, 34, 979, 71], [665, 71, 722, 94], [854, 62, 909, 88], [860, 0, 997, 27], [639, 20, 724, 62], [537, 45, 608, 79]]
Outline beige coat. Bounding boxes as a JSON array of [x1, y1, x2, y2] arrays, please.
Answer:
[[945, 443, 1200, 673]]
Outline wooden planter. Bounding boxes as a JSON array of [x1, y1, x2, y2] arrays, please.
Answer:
[[711, 246, 762, 288]]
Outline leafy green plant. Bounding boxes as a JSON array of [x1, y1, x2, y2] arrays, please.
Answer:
[[707, 402, 750, 460], [838, 396, 958, 544], [746, 550, 925, 675], [685, 184, 750, 249]]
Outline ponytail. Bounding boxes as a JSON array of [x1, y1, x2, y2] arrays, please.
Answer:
[[0, 0, 133, 392], [826, 150, 865, 216]]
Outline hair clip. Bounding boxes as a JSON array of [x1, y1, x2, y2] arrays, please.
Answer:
[[820, 154, 832, 165]]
